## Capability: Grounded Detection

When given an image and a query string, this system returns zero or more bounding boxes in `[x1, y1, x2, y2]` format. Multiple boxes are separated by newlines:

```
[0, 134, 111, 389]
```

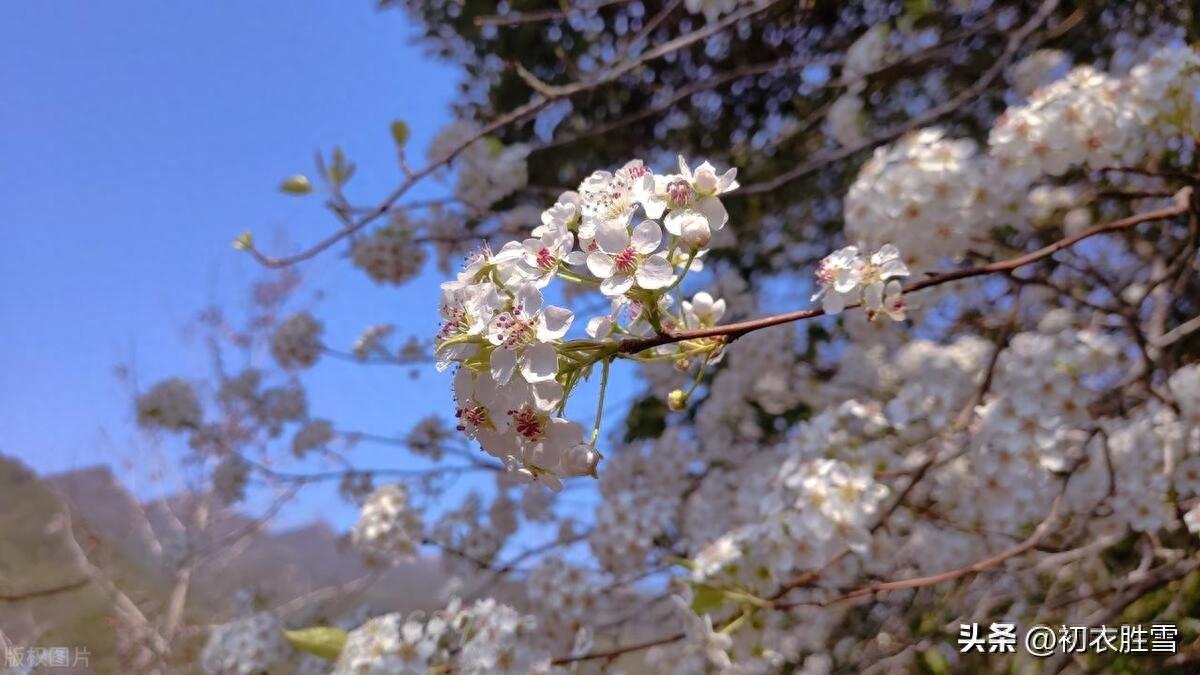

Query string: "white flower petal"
[586, 315, 613, 339]
[519, 342, 559, 383]
[529, 380, 564, 411]
[546, 417, 585, 448]
[717, 168, 739, 192]
[823, 291, 847, 315]
[864, 282, 884, 310]
[595, 219, 630, 254]
[514, 283, 543, 314]
[586, 251, 615, 278]
[537, 306, 575, 341]
[710, 298, 727, 322]
[642, 195, 667, 219]
[630, 219, 662, 254]
[489, 348, 517, 385]
[635, 255, 675, 289]
[664, 210, 686, 236]
[696, 196, 728, 230]
[600, 273, 635, 296]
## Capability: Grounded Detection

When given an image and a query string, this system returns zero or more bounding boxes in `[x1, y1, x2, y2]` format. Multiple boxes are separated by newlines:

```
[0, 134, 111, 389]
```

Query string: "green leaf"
[904, 0, 934, 21]
[664, 556, 696, 571]
[284, 627, 347, 660]
[483, 136, 505, 156]
[690, 584, 727, 615]
[232, 230, 254, 250]
[326, 146, 355, 188]
[280, 174, 313, 195]
[390, 120, 410, 148]
[917, 646, 949, 675]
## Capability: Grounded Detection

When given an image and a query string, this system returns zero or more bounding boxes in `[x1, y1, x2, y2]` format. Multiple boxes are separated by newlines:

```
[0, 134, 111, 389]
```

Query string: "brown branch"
[243, 97, 551, 269]
[737, 0, 1061, 195]
[776, 490, 1066, 610]
[617, 190, 1192, 355]
[473, 0, 632, 27]
[0, 578, 91, 603]
[551, 632, 685, 665]
[247, 1, 780, 270]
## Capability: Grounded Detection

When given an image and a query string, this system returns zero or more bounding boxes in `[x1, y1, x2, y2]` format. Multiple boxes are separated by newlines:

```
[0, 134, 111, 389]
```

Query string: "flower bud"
[679, 216, 711, 249]
[562, 443, 602, 478]
[668, 389, 689, 411]
[693, 164, 719, 193]
[674, 358, 692, 372]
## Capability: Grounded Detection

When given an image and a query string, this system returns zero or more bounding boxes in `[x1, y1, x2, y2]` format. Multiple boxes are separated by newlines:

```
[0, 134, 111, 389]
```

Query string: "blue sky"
[0, 3, 497, 527]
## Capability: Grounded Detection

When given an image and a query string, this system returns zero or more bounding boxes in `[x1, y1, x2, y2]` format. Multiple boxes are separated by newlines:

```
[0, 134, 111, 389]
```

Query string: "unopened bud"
[693, 164, 719, 194]
[562, 443, 602, 478]
[680, 217, 711, 249]
[668, 389, 689, 411]
[674, 358, 692, 372]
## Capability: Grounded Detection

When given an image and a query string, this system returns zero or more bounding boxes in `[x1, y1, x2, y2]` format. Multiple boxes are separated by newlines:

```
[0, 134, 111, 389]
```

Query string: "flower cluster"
[351, 483, 424, 563]
[135, 377, 202, 431]
[352, 218, 428, 285]
[291, 418, 334, 457]
[332, 598, 550, 675]
[811, 243, 909, 318]
[271, 311, 323, 370]
[990, 65, 1138, 181]
[692, 458, 889, 590]
[200, 611, 293, 675]
[212, 455, 250, 505]
[845, 44, 1200, 279]
[524, 557, 599, 643]
[844, 129, 1022, 270]
[435, 156, 740, 489]
[428, 121, 530, 209]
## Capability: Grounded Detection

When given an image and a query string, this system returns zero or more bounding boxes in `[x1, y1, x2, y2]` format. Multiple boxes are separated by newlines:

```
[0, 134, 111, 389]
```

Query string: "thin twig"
[618, 191, 1191, 355]
[737, 0, 1061, 195]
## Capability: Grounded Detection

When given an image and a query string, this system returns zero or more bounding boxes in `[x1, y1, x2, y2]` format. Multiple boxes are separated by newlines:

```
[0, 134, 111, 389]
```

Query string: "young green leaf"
[284, 626, 348, 660]
[232, 230, 254, 250]
[690, 584, 727, 615]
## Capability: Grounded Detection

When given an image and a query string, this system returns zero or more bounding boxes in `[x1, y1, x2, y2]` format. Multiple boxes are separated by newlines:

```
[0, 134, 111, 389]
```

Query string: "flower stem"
[589, 357, 611, 446]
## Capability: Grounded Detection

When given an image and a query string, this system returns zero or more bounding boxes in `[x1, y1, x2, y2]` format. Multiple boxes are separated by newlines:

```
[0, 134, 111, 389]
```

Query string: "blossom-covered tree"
[127, 1, 1200, 672]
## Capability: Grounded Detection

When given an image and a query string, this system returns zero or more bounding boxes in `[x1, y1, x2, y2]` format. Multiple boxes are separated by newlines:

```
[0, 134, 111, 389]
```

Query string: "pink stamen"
[455, 404, 489, 432]
[613, 247, 638, 274]
[666, 178, 695, 207]
[508, 407, 545, 441]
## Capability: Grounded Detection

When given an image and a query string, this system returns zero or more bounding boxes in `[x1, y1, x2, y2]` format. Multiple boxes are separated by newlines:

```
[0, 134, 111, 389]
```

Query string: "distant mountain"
[0, 455, 449, 673]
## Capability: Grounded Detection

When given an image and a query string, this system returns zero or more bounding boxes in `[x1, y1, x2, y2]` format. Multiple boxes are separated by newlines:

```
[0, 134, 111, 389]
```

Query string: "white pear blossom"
[352, 483, 424, 563]
[586, 219, 674, 295]
[861, 244, 910, 313]
[812, 244, 908, 320]
[486, 284, 573, 384]
[812, 245, 864, 314]
[683, 291, 727, 328]
[352, 223, 427, 285]
[200, 612, 292, 675]
[644, 156, 738, 232]
[520, 222, 584, 287]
